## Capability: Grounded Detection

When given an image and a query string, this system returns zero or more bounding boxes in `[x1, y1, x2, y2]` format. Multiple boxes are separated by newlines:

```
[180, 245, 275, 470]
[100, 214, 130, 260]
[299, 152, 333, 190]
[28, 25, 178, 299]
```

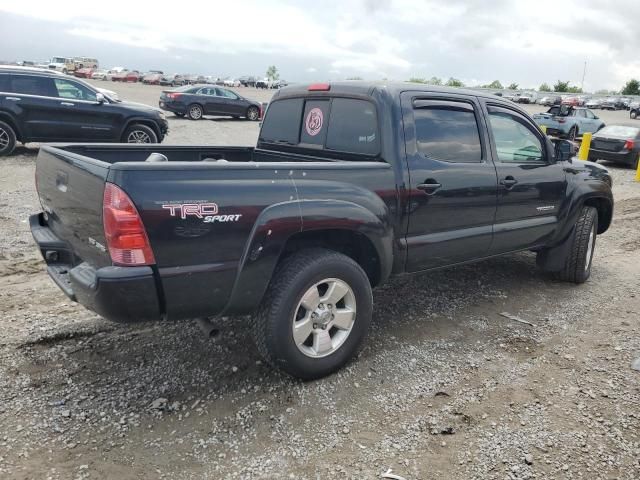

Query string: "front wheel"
[555, 206, 598, 284]
[246, 106, 260, 121]
[122, 124, 158, 144]
[631, 111, 638, 119]
[188, 104, 203, 120]
[253, 249, 373, 380]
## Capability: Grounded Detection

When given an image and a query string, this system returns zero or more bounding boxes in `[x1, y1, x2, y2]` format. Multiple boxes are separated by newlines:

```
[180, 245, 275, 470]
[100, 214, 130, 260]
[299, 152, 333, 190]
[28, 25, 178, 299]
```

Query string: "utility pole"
[581, 60, 587, 92]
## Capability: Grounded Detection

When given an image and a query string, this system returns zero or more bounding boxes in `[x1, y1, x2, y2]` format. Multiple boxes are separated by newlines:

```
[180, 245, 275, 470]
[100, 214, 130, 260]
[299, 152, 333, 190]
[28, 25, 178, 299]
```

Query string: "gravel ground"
[0, 82, 639, 480]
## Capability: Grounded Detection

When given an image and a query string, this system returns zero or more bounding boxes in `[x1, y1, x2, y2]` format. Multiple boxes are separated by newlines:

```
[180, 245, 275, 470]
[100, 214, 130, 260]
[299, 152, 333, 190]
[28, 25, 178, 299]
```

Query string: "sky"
[1, 0, 639, 91]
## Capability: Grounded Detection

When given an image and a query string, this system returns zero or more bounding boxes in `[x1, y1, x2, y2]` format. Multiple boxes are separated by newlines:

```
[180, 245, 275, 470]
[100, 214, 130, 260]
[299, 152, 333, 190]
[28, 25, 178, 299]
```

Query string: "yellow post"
[578, 132, 592, 161]
[540, 125, 547, 135]
[636, 155, 640, 182]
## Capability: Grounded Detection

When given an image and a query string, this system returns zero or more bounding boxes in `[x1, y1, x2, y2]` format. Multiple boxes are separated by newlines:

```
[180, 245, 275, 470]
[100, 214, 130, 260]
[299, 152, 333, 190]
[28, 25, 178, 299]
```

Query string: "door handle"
[60, 102, 75, 106]
[500, 176, 518, 189]
[6, 97, 21, 101]
[417, 181, 442, 194]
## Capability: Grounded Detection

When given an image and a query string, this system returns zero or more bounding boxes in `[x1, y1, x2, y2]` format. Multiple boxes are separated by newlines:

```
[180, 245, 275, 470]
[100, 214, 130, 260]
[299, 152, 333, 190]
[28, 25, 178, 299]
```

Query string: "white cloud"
[2, 0, 640, 89]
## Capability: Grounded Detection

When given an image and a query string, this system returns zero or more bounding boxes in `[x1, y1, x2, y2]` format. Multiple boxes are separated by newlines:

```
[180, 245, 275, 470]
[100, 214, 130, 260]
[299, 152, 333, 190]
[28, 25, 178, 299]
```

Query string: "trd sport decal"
[305, 108, 323, 136]
[162, 203, 242, 223]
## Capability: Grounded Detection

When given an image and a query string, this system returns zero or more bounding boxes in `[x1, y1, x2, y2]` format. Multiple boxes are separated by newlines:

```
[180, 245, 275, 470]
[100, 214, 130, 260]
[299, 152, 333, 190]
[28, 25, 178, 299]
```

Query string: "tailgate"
[35, 146, 112, 268]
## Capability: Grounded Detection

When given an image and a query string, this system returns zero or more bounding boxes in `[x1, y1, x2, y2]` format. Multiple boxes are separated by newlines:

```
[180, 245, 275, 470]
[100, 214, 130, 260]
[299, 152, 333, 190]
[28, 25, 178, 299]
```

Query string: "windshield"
[52, 57, 68, 63]
[598, 126, 640, 137]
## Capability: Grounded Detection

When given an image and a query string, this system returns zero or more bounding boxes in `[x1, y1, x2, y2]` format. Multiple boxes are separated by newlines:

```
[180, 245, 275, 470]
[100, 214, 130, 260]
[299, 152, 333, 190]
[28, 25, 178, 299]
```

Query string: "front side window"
[413, 102, 482, 163]
[488, 111, 544, 163]
[585, 110, 596, 119]
[54, 79, 97, 101]
[217, 88, 238, 99]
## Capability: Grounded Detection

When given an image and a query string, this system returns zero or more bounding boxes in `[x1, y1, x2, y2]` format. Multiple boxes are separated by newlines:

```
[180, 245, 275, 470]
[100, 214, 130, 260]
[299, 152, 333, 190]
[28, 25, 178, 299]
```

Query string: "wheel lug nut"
[313, 323, 318, 329]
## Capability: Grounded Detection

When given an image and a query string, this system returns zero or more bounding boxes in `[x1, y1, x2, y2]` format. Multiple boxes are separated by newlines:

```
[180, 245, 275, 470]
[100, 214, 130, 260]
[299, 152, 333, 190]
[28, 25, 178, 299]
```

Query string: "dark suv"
[0, 66, 169, 156]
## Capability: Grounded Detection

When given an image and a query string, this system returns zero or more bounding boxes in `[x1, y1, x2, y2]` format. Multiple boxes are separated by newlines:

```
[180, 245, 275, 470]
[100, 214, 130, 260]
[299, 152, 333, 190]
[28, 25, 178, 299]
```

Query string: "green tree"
[408, 77, 427, 84]
[507, 82, 519, 90]
[621, 79, 640, 96]
[553, 80, 570, 92]
[428, 76, 443, 85]
[567, 85, 583, 94]
[539, 83, 551, 92]
[445, 77, 464, 87]
[266, 65, 279, 81]
[486, 80, 503, 89]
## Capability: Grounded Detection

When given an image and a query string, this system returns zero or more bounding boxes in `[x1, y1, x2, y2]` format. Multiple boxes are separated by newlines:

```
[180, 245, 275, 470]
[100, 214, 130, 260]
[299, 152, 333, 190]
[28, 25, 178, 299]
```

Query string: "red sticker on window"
[305, 108, 324, 136]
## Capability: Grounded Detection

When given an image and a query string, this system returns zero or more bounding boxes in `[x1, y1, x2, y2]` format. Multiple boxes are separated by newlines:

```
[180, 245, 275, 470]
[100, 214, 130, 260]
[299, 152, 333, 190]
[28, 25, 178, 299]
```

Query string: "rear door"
[401, 92, 499, 271]
[4, 74, 63, 141]
[483, 103, 566, 253]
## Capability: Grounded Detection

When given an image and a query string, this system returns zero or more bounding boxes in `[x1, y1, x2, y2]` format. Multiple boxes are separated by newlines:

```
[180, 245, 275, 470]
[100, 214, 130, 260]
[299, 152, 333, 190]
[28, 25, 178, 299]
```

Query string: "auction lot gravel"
[1, 82, 639, 480]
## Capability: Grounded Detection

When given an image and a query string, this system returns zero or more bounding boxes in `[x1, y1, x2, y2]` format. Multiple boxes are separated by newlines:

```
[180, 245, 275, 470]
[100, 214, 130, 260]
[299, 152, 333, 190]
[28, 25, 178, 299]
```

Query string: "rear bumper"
[30, 213, 162, 323]
[159, 101, 186, 114]
[589, 148, 636, 165]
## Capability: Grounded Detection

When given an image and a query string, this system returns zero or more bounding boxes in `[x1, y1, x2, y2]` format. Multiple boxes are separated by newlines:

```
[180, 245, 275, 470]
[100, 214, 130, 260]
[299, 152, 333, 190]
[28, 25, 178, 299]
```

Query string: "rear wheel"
[631, 110, 638, 119]
[555, 206, 598, 284]
[0, 121, 17, 156]
[122, 124, 158, 144]
[188, 104, 203, 120]
[568, 126, 578, 141]
[246, 106, 260, 121]
[253, 249, 373, 380]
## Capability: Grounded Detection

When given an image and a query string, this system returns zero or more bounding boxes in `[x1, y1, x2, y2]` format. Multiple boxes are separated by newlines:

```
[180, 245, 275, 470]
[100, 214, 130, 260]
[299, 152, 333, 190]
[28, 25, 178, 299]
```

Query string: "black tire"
[0, 120, 17, 156]
[252, 249, 373, 380]
[187, 104, 203, 120]
[121, 124, 158, 144]
[633, 154, 639, 171]
[568, 126, 578, 141]
[246, 106, 260, 121]
[631, 111, 638, 119]
[555, 206, 598, 284]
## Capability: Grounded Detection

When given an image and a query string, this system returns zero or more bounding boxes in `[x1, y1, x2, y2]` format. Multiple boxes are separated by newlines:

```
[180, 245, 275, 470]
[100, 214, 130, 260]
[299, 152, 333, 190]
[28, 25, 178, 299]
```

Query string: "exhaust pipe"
[195, 318, 220, 339]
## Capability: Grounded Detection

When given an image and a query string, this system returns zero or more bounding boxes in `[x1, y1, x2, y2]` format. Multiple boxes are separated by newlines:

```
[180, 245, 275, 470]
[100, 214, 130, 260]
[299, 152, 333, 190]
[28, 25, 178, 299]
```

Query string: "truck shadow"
[13, 251, 564, 413]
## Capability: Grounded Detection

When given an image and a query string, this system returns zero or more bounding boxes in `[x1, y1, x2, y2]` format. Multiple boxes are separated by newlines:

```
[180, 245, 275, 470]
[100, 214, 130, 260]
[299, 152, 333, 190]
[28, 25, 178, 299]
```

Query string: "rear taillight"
[167, 92, 182, 100]
[624, 139, 635, 150]
[103, 183, 155, 266]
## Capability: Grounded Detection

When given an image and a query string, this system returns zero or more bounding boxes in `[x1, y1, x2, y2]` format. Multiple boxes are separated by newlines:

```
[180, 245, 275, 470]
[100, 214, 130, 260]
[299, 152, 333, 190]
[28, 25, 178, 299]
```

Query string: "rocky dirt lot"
[0, 82, 639, 480]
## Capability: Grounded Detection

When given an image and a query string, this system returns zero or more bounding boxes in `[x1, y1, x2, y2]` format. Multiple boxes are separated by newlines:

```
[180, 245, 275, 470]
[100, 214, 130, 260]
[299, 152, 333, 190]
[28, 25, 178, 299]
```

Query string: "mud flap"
[536, 226, 576, 272]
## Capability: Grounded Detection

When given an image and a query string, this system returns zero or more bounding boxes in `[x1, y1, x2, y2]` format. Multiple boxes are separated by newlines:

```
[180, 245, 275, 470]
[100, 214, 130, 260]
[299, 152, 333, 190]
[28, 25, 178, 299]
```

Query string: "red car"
[73, 67, 94, 78]
[112, 70, 141, 82]
[142, 73, 162, 85]
[561, 96, 580, 107]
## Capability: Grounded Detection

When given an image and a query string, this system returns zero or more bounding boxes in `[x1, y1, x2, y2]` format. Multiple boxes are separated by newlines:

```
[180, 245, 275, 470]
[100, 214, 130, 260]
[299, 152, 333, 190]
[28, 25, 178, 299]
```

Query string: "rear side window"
[9, 75, 55, 96]
[326, 98, 379, 155]
[260, 98, 304, 145]
[0, 74, 9, 92]
[413, 101, 482, 163]
[260, 97, 380, 156]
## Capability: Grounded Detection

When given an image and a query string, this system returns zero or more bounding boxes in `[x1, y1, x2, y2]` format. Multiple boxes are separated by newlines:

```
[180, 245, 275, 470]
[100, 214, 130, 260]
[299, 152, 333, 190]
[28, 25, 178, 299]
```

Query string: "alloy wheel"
[292, 278, 357, 358]
[0, 128, 9, 150]
[127, 130, 151, 143]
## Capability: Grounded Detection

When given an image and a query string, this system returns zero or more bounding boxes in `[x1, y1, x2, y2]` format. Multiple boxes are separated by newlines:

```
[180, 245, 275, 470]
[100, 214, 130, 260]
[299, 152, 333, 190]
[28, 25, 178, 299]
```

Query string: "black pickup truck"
[30, 82, 613, 379]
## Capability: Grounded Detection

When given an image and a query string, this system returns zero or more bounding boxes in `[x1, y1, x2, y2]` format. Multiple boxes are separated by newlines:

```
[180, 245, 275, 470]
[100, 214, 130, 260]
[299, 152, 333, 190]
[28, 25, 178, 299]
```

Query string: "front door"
[50, 77, 116, 140]
[483, 103, 567, 254]
[402, 93, 499, 272]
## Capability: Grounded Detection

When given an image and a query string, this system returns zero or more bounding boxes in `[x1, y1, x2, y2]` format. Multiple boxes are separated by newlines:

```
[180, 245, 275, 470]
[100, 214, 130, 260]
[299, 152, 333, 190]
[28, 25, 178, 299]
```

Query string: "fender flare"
[221, 199, 393, 315]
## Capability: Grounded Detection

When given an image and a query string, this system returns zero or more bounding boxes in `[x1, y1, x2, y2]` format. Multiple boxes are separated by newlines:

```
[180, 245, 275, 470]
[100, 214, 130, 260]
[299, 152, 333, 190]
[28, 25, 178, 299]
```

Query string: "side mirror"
[96, 92, 105, 104]
[593, 116, 599, 120]
[553, 139, 575, 162]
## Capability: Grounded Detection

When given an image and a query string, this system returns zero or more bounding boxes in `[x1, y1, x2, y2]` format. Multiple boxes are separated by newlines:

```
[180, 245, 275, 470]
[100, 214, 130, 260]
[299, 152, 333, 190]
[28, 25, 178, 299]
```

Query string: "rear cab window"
[259, 96, 380, 158]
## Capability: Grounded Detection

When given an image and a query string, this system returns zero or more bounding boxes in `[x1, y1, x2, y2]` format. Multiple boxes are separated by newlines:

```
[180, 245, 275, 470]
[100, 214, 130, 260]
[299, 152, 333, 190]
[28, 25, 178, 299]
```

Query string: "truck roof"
[277, 81, 517, 104]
